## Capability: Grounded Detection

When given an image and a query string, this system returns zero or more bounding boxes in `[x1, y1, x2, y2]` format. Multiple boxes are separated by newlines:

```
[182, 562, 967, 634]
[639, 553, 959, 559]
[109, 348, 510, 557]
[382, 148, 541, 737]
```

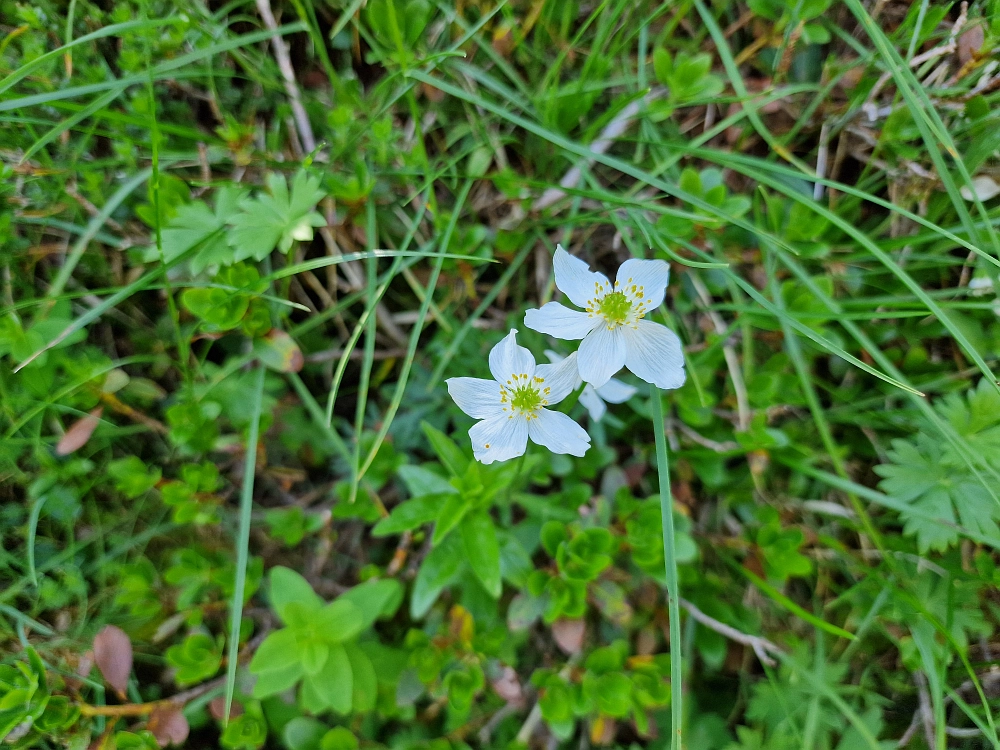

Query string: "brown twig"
[680, 598, 784, 667]
[254, 0, 316, 154]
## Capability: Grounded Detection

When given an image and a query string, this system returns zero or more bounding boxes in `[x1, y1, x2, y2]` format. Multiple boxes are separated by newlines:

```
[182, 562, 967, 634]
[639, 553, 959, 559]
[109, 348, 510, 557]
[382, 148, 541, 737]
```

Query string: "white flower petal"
[616, 257, 671, 312]
[527, 409, 591, 457]
[595, 377, 637, 404]
[535, 351, 582, 404]
[524, 302, 599, 340]
[553, 245, 611, 308]
[446, 377, 504, 419]
[470, 415, 528, 464]
[544, 349, 562, 364]
[488, 329, 536, 384]
[622, 319, 686, 389]
[578, 325, 627, 389]
[578, 385, 607, 422]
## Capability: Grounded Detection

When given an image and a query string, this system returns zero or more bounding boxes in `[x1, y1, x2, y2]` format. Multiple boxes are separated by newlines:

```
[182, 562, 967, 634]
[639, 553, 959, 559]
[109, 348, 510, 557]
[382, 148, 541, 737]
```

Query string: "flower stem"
[650, 384, 682, 750]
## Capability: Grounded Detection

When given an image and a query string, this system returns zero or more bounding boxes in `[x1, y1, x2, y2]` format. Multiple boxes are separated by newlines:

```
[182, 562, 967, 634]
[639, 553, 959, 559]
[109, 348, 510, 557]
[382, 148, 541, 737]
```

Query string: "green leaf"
[875, 379, 1000, 552]
[585, 672, 632, 717]
[227, 171, 326, 261]
[164, 633, 221, 686]
[345, 645, 378, 713]
[461, 511, 502, 598]
[321, 727, 359, 750]
[181, 287, 248, 330]
[432, 492, 472, 545]
[249, 629, 305, 698]
[107, 456, 161, 499]
[315, 599, 365, 643]
[397, 464, 458, 497]
[652, 47, 672, 84]
[336, 579, 403, 630]
[420, 421, 469, 477]
[269, 566, 323, 623]
[372, 495, 442, 536]
[540, 521, 568, 557]
[411, 532, 465, 618]
[305, 644, 352, 714]
[300, 640, 330, 675]
[282, 717, 328, 750]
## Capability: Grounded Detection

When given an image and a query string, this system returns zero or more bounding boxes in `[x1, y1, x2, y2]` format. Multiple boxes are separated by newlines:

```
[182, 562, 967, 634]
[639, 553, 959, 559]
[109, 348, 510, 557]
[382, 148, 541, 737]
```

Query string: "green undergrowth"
[2, 0, 1000, 748]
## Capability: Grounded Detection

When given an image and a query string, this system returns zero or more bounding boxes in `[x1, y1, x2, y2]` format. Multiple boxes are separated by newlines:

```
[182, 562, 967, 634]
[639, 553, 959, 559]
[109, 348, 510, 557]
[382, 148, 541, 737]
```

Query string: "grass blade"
[223, 365, 266, 723]
[650, 384, 683, 750]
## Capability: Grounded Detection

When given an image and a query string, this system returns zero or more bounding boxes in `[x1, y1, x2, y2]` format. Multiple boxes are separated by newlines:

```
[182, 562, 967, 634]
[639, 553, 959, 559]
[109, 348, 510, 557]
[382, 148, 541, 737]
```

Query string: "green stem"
[650, 384, 682, 750]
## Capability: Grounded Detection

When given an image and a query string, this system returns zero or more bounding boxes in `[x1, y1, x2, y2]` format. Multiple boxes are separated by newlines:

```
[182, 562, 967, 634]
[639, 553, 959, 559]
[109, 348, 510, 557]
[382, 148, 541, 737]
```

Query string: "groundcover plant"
[2, 0, 1000, 749]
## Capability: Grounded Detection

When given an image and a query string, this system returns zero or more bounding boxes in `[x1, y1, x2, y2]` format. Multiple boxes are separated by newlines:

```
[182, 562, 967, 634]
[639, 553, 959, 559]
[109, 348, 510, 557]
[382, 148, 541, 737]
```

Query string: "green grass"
[2, 1, 1000, 748]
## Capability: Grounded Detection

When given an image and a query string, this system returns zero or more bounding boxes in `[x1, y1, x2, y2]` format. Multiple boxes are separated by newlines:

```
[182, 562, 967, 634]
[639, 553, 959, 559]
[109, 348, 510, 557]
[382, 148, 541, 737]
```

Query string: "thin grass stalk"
[223, 365, 266, 722]
[649, 384, 682, 750]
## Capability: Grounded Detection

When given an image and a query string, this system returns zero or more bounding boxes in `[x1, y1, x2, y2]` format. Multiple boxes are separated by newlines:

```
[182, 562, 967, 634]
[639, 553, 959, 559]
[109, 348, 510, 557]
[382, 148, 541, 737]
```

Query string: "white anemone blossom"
[524, 246, 686, 390]
[446, 330, 591, 464]
[544, 350, 636, 422]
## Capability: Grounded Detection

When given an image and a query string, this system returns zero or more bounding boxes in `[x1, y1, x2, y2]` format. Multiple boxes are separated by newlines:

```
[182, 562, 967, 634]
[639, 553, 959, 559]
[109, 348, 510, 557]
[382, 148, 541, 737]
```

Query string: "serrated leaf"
[227, 171, 326, 261]
[875, 379, 1000, 552]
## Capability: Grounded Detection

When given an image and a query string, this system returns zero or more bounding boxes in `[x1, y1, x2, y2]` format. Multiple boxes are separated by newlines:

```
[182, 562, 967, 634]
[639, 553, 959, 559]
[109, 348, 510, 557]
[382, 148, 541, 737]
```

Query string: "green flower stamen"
[599, 291, 633, 325]
[511, 385, 543, 413]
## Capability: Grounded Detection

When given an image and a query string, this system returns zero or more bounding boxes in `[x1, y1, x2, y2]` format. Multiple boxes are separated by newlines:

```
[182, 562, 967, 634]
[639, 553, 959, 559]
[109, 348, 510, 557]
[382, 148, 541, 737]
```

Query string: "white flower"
[524, 245, 686, 390]
[544, 350, 636, 422]
[446, 330, 591, 464]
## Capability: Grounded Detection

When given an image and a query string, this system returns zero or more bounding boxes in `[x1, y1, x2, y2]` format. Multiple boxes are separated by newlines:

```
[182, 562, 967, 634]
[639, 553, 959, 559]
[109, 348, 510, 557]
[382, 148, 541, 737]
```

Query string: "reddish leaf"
[56, 407, 103, 456]
[958, 24, 984, 64]
[148, 705, 189, 747]
[93, 624, 132, 698]
[551, 618, 586, 655]
[490, 665, 523, 704]
[209, 696, 243, 721]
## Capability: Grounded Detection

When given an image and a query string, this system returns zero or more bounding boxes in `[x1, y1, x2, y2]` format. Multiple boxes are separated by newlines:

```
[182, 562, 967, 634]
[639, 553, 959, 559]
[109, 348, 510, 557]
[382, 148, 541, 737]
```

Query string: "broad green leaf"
[249, 629, 305, 698]
[411, 532, 465, 618]
[345, 645, 377, 713]
[315, 599, 365, 643]
[305, 644, 352, 714]
[282, 717, 327, 750]
[432, 492, 472, 545]
[300, 640, 330, 676]
[269, 567, 323, 623]
[460, 511, 501, 598]
[420, 421, 469, 477]
[372, 495, 443, 537]
[336, 579, 402, 630]
[397, 464, 457, 497]
[181, 287, 248, 330]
